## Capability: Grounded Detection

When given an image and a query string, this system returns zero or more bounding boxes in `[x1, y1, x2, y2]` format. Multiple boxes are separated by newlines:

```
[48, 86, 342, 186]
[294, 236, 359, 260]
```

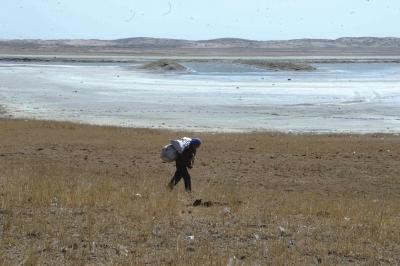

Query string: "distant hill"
[1, 37, 400, 56]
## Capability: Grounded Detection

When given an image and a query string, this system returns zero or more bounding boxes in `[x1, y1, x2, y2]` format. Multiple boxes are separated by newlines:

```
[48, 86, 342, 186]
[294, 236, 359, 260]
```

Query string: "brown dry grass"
[0, 118, 399, 265]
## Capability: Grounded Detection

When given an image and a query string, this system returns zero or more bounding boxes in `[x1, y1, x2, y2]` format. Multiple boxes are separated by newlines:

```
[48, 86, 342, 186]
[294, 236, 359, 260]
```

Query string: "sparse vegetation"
[233, 59, 317, 71]
[140, 59, 189, 72]
[0, 119, 399, 265]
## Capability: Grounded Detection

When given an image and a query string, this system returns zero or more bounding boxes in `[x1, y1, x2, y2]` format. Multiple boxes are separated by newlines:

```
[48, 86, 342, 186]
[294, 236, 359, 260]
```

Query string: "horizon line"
[1, 36, 400, 42]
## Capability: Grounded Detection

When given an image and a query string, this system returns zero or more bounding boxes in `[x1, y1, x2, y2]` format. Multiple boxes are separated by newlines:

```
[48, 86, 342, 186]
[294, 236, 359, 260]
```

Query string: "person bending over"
[168, 138, 202, 192]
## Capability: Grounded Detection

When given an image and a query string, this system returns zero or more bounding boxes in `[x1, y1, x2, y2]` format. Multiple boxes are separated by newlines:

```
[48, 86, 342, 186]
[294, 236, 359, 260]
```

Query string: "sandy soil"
[0, 119, 399, 265]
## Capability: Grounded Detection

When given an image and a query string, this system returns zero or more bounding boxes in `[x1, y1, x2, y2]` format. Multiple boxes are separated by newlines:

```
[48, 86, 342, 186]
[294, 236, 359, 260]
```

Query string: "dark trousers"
[170, 165, 191, 192]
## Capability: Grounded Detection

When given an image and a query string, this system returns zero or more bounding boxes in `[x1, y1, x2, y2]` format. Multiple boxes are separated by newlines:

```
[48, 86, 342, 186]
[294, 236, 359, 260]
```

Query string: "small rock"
[193, 199, 202, 206]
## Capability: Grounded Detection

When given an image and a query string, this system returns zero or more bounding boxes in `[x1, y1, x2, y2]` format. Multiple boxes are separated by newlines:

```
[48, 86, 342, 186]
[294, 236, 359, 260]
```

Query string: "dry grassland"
[0, 119, 399, 265]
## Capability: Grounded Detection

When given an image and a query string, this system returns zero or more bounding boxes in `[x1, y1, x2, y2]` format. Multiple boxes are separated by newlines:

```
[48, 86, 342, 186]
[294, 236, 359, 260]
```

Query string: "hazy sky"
[1, 0, 400, 40]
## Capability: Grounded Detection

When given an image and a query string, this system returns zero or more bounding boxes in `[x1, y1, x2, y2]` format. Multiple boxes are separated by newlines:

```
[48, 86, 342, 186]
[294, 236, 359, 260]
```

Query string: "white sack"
[170, 137, 192, 154]
[160, 144, 178, 162]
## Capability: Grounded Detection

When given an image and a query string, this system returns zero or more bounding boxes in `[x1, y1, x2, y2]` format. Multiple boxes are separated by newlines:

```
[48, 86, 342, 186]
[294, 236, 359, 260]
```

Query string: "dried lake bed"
[1, 61, 400, 133]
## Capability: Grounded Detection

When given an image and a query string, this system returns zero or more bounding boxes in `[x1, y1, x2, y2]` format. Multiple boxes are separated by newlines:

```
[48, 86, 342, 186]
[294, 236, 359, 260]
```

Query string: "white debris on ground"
[223, 207, 231, 215]
[279, 226, 287, 236]
[117, 244, 129, 256]
[227, 255, 238, 266]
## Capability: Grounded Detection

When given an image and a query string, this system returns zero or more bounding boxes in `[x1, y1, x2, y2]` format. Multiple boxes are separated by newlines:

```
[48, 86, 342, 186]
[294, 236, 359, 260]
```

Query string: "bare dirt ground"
[0, 119, 399, 265]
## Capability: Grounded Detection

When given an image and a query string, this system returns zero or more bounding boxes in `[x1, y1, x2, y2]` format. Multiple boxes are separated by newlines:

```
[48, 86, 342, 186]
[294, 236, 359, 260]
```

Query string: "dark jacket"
[176, 144, 196, 168]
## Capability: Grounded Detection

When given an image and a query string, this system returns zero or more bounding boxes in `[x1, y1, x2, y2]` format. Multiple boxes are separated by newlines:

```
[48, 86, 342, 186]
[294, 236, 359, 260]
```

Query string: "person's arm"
[188, 150, 196, 168]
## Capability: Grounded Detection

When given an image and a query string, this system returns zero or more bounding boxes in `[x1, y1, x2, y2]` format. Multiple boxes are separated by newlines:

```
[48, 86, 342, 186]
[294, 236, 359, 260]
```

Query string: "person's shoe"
[167, 181, 174, 191]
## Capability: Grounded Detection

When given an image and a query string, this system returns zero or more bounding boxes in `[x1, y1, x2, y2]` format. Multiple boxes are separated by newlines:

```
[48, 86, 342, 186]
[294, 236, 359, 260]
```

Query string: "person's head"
[190, 138, 202, 149]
